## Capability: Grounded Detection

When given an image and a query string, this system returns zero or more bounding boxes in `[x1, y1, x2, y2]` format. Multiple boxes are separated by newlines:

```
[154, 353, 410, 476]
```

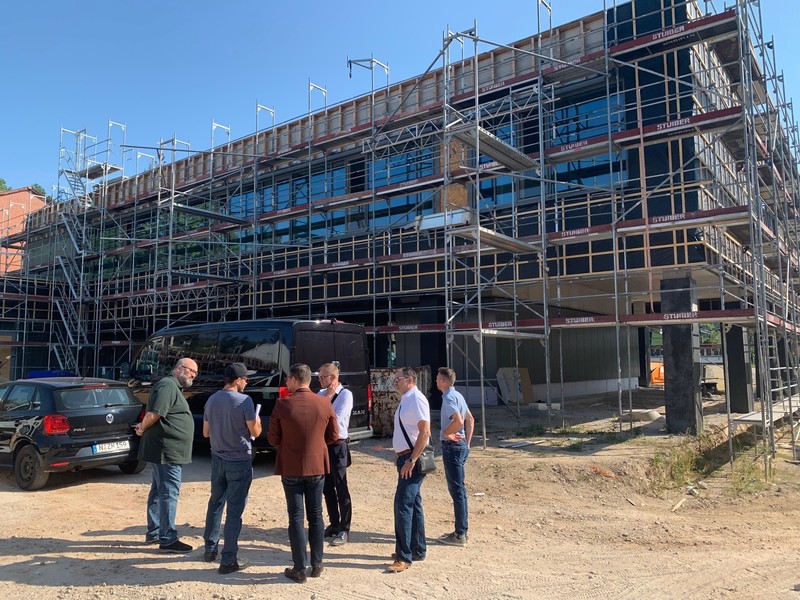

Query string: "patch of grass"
[566, 440, 584, 452]
[555, 425, 581, 435]
[590, 432, 623, 444]
[729, 455, 767, 496]
[524, 424, 547, 437]
[646, 435, 701, 493]
[645, 429, 774, 496]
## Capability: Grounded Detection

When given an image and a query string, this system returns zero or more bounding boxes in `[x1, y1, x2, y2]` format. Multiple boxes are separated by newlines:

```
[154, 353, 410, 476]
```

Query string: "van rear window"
[294, 330, 366, 373]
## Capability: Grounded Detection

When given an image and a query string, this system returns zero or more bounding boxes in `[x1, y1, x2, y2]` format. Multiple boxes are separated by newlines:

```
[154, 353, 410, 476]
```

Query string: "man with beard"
[135, 358, 198, 553]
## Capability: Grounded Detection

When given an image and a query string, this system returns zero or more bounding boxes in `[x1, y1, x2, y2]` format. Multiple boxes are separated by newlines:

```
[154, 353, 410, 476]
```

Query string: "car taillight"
[279, 386, 290, 399]
[43, 414, 70, 435]
[367, 384, 373, 428]
[137, 405, 147, 421]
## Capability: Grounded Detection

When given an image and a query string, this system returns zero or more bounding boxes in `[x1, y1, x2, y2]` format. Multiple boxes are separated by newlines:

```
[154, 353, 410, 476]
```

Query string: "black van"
[125, 319, 372, 449]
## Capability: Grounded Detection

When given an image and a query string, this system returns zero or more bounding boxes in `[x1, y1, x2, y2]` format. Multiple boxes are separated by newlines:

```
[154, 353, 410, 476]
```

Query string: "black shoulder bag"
[329, 389, 352, 467]
[397, 411, 436, 474]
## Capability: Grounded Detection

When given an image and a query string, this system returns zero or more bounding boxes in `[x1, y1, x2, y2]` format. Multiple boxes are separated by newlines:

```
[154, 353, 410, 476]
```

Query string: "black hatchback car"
[0, 377, 146, 490]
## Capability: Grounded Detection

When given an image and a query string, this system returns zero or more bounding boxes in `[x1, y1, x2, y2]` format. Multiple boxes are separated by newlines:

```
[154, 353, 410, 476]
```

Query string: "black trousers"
[323, 442, 352, 532]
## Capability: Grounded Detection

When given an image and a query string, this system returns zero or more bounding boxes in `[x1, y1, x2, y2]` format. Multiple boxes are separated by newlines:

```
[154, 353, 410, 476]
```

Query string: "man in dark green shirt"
[135, 358, 197, 553]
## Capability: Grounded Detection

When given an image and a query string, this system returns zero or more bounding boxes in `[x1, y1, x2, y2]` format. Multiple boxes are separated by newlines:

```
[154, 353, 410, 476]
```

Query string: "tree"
[31, 183, 46, 197]
[0, 178, 9, 192]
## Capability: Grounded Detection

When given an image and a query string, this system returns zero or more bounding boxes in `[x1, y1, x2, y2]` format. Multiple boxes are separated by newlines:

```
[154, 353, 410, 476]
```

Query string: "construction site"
[0, 0, 798, 466]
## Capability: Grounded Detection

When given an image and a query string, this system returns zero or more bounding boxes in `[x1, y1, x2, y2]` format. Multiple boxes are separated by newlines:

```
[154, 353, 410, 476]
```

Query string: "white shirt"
[392, 385, 430, 452]
[318, 383, 352, 440]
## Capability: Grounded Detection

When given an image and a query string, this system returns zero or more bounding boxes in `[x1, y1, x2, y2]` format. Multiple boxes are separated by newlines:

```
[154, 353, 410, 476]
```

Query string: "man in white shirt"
[317, 362, 353, 547]
[387, 367, 431, 573]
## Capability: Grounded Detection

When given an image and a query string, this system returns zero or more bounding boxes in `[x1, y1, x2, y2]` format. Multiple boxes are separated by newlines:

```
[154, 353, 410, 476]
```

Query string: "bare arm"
[464, 410, 475, 448]
[246, 416, 262, 438]
[134, 411, 160, 437]
[203, 419, 210, 439]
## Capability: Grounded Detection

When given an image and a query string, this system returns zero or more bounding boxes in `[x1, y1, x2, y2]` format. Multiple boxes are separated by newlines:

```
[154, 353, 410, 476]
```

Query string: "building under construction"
[1, 0, 798, 451]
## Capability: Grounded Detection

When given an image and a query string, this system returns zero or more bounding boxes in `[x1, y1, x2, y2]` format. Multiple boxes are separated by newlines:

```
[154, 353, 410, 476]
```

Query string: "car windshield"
[56, 387, 138, 411]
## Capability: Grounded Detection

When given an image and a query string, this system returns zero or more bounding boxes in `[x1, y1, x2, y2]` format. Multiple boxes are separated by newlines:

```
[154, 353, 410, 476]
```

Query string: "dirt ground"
[1, 390, 800, 600]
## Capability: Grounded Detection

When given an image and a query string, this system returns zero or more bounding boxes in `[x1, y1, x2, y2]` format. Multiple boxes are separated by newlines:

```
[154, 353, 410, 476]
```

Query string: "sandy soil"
[1, 393, 799, 600]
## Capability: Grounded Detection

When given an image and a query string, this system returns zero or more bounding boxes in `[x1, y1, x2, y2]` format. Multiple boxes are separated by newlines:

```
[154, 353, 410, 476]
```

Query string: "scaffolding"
[1, 0, 799, 472]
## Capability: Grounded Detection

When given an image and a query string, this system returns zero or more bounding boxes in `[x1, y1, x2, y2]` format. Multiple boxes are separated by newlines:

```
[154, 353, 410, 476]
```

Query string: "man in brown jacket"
[268, 363, 339, 583]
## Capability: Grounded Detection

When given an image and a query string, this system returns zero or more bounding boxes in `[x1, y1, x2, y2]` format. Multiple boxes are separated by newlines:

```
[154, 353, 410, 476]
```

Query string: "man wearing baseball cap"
[202, 362, 261, 574]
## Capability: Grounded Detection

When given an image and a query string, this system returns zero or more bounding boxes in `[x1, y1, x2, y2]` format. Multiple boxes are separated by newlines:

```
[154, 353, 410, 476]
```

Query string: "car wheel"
[118, 459, 146, 475]
[14, 445, 49, 491]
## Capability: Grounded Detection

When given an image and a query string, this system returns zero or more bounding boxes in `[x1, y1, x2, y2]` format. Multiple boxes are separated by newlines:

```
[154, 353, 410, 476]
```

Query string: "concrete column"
[638, 327, 650, 387]
[721, 324, 753, 412]
[660, 277, 703, 434]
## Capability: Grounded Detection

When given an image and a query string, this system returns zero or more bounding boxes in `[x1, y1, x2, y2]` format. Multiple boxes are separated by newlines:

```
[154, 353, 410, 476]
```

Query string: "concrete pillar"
[638, 327, 650, 387]
[660, 277, 703, 434]
[721, 324, 753, 412]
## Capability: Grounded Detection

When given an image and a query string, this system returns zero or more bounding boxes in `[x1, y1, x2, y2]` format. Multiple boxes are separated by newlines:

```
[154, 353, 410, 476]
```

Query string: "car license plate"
[92, 440, 130, 454]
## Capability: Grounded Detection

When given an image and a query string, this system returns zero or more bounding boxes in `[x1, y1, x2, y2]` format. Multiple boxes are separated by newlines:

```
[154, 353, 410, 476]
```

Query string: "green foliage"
[699, 323, 721, 345]
[728, 454, 767, 495]
[31, 183, 46, 196]
[566, 440, 584, 452]
[524, 424, 547, 436]
[554, 425, 581, 435]
[647, 436, 700, 493]
[0, 178, 9, 192]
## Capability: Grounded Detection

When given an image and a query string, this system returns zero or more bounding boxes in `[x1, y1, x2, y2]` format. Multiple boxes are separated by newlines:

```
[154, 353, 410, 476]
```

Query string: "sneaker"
[203, 549, 217, 562]
[324, 524, 339, 538]
[310, 565, 324, 578]
[438, 532, 467, 547]
[284, 566, 307, 583]
[144, 537, 159, 545]
[386, 559, 411, 573]
[392, 552, 425, 562]
[330, 531, 349, 546]
[159, 540, 193, 553]
[218, 557, 249, 574]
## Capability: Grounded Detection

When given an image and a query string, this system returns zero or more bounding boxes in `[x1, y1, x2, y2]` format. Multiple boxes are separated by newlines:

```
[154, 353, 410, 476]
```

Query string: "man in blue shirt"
[436, 367, 474, 547]
[202, 363, 262, 574]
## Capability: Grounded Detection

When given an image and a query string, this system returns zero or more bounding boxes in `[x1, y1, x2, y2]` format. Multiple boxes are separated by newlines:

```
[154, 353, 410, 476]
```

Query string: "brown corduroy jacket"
[267, 387, 339, 476]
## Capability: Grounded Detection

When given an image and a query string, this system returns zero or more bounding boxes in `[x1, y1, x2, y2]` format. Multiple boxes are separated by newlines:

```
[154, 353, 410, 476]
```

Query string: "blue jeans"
[203, 455, 254, 565]
[393, 454, 426, 563]
[146, 463, 182, 544]
[281, 475, 325, 570]
[442, 440, 469, 536]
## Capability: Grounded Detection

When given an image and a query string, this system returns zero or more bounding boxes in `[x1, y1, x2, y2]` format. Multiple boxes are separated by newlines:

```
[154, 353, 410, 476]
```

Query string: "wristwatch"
[409, 456, 417, 464]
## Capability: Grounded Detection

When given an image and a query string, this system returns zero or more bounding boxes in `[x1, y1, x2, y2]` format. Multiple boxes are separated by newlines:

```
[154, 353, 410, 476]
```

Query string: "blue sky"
[0, 1, 796, 193]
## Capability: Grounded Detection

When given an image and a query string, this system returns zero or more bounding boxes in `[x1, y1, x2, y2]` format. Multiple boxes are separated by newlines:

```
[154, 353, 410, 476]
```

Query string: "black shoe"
[324, 525, 339, 537]
[284, 566, 307, 583]
[310, 565, 324, 578]
[203, 549, 217, 562]
[218, 557, 249, 574]
[159, 540, 192, 553]
[144, 537, 159, 545]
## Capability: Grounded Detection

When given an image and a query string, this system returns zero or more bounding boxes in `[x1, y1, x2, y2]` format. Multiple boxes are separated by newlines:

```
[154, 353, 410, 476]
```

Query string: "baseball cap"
[225, 363, 257, 379]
